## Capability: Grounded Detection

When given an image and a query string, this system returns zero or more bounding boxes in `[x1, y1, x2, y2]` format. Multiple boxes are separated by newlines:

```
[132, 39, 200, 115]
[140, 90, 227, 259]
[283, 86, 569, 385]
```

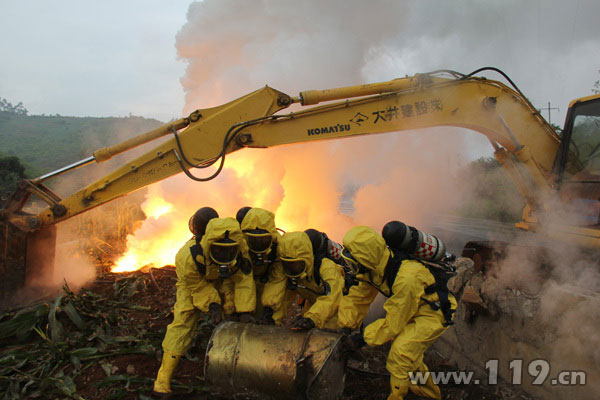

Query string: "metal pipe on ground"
[205, 321, 346, 400]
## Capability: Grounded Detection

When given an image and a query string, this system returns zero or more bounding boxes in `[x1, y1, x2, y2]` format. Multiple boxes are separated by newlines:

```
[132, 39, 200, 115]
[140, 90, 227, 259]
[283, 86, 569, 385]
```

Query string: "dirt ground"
[1, 267, 524, 400]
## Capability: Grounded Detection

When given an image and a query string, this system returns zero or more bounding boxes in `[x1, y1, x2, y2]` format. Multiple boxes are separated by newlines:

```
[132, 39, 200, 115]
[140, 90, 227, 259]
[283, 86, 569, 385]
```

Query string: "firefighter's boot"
[153, 352, 181, 397]
[388, 375, 410, 400]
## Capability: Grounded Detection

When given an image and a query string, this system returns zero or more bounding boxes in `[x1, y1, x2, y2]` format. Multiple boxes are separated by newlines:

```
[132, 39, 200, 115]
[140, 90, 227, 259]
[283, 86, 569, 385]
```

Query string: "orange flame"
[112, 186, 182, 272]
[144, 196, 173, 219]
[109, 143, 354, 273]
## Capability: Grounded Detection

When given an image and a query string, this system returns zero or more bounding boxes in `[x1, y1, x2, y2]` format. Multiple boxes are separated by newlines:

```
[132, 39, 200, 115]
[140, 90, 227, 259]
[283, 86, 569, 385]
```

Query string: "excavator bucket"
[0, 218, 56, 304]
[0, 178, 64, 305]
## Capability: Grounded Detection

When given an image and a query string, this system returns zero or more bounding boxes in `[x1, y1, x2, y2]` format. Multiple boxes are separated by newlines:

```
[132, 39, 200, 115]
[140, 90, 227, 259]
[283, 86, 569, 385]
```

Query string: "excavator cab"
[553, 95, 600, 227]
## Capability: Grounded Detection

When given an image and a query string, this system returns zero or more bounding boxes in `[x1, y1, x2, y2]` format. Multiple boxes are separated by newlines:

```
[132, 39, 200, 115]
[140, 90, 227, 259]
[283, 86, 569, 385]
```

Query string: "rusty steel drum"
[204, 321, 346, 399]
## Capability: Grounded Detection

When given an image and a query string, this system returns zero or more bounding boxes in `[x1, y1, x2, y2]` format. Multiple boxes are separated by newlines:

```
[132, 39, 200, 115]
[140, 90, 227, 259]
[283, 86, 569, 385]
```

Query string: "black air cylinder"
[382, 220, 446, 262]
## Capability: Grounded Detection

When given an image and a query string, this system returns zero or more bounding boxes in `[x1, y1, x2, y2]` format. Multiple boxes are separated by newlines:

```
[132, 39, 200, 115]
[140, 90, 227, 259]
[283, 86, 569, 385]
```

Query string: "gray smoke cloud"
[112, 0, 600, 264]
[177, 0, 600, 124]
[166, 0, 500, 242]
[177, 0, 410, 109]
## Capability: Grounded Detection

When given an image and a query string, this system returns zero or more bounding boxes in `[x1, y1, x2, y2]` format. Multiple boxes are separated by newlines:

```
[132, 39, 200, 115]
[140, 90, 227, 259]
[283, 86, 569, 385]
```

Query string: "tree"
[0, 156, 27, 196]
[0, 97, 28, 115]
[593, 70, 600, 94]
[550, 123, 562, 135]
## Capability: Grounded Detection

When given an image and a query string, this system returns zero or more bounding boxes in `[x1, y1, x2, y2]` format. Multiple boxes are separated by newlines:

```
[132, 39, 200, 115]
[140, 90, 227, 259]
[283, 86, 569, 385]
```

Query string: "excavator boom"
[27, 73, 560, 227]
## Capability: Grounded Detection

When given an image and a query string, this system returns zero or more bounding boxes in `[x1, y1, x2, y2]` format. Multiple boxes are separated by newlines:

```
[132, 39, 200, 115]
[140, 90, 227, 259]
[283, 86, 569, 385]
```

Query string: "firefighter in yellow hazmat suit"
[153, 214, 256, 396]
[239, 208, 279, 290]
[262, 230, 345, 330]
[237, 207, 293, 324]
[338, 226, 456, 400]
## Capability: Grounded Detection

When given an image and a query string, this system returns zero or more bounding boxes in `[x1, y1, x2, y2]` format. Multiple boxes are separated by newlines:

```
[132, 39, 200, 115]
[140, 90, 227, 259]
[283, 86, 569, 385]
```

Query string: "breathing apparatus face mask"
[209, 239, 240, 277]
[341, 248, 367, 274]
[281, 257, 306, 278]
[245, 230, 273, 254]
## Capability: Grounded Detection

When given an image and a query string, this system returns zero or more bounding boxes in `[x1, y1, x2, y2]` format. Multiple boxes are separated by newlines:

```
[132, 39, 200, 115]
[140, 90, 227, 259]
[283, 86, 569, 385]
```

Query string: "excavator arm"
[23, 72, 559, 228]
[0, 70, 563, 298]
[245, 74, 559, 219]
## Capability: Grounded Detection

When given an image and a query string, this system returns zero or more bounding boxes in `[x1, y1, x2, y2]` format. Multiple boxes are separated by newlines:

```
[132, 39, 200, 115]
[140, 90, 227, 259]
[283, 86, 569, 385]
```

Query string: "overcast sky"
[1, 0, 599, 128]
[0, 0, 190, 121]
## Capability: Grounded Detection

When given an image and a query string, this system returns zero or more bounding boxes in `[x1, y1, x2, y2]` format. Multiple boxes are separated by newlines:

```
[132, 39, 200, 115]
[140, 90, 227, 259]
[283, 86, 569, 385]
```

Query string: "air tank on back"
[382, 220, 447, 262]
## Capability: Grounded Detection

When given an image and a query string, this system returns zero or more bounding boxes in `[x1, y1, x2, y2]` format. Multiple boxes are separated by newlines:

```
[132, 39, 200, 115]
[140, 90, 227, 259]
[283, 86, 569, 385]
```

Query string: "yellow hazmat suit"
[239, 208, 286, 318]
[154, 217, 255, 394]
[262, 231, 344, 329]
[338, 226, 456, 400]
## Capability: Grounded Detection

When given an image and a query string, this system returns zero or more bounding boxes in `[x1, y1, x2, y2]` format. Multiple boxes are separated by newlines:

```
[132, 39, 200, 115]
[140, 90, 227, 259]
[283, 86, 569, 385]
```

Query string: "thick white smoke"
[144, 0, 487, 244]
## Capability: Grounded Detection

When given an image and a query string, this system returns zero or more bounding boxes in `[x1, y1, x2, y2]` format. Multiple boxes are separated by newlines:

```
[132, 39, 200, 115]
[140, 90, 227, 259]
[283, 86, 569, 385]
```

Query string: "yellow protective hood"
[200, 217, 248, 264]
[342, 226, 390, 274]
[278, 231, 314, 276]
[240, 208, 280, 242]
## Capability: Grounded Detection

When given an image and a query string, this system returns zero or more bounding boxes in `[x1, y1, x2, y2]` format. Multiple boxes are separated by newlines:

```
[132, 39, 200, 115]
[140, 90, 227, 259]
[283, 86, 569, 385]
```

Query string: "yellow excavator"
[1, 68, 599, 398]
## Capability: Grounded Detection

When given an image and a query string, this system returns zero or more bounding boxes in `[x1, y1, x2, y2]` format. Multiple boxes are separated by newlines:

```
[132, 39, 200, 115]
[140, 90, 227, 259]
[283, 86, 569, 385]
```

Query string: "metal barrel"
[204, 321, 346, 400]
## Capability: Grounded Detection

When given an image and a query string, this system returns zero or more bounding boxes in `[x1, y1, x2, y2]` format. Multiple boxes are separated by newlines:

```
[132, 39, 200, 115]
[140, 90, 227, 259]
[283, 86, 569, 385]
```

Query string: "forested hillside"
[0, 111, 163, 174]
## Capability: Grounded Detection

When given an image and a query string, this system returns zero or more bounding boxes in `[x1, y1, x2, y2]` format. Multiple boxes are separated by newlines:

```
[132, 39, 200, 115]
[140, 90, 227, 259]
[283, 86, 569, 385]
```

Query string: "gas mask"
[244, 229, 274, 280]
[281, 257, 308, 291]
[341, 248, 368, 275]
[282, 256, 306, 291]
[282, 256, 333, 296]
[284, 266, 331, 296]
[209, 237, 240, 278]
[245, 230, 273, 255]
[281, 257, 306, 279]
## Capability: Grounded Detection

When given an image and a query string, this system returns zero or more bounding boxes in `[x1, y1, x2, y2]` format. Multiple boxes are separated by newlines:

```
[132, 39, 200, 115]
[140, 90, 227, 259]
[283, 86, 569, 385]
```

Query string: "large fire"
[112, 187, 181, 272]
[110, 137, 376, 274]
[110, 153, 313, 273]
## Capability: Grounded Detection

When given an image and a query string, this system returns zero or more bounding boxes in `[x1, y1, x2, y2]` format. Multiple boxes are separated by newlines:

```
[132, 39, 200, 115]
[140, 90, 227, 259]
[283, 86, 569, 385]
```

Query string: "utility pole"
[541, 102, 559, 125]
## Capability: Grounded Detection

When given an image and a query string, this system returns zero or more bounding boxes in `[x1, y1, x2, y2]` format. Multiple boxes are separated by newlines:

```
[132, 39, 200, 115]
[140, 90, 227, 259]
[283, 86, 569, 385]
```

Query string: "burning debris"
[112, 187, 178, 273]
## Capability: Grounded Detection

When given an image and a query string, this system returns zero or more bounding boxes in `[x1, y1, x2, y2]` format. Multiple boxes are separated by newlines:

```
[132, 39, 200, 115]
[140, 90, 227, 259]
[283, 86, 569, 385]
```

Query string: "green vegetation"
[0, 111, 162, 174]
[455, 157, 525, 223]
[0, 274, 209, 399]
[0, 156, 26, 196]
[0, 153, 44, 196]
[0, 97, 28, 115]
